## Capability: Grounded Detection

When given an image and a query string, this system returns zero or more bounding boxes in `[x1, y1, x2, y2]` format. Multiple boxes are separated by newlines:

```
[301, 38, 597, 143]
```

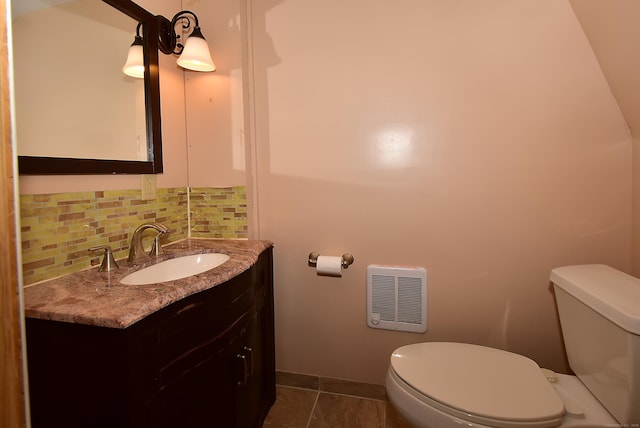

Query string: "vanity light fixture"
[159, 10, 216, 72]
[122, 11, 216, 78]
[122, 23, 145, 78]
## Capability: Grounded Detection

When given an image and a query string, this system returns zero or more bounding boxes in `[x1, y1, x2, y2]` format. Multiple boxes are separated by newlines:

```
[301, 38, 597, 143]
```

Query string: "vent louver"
[367, 265, 427, 333]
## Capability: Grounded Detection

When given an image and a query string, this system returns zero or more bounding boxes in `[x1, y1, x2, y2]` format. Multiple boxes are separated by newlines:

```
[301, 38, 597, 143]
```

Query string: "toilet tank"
[550, 264, 640, 425]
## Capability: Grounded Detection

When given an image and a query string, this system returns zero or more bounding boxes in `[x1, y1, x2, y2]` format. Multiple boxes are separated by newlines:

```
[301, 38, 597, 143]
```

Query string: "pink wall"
[248, 0, 632, 384]
[182, 0, 248, 188]
[569, 0, 640, 275]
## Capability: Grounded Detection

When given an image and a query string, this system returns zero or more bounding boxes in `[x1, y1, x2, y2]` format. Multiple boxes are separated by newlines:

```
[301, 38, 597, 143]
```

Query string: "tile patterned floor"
[263, 372, 414, 428]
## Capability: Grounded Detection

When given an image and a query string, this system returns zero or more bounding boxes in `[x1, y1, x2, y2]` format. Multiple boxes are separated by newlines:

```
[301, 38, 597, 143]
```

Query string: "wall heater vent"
[367, 265, 427, 333]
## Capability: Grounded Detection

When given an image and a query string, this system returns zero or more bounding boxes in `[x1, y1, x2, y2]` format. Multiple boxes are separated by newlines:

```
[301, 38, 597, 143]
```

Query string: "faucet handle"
[89, 245, 119, 272]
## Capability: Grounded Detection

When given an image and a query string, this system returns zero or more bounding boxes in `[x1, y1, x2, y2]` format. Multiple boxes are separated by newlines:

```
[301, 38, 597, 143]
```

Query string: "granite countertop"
[23, 239, 273, 329]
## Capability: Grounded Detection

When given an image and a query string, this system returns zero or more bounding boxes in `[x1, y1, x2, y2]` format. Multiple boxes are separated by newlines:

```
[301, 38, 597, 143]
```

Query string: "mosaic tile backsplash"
[20, 186, 247, 285]
[190, 187, 248, 239]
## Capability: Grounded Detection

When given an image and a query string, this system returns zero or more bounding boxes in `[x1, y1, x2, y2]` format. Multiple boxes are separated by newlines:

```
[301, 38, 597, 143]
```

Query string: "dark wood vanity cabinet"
[26, 249, 275, 428]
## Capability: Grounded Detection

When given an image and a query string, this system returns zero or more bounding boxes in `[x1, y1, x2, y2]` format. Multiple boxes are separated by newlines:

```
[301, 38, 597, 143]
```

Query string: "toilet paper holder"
[308, 252, 355, 269]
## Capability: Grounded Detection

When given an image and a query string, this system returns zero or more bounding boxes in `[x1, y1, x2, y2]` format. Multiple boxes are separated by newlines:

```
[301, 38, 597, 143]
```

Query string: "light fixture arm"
[157, 10, 201, 56]
[133, 22, 142, 39]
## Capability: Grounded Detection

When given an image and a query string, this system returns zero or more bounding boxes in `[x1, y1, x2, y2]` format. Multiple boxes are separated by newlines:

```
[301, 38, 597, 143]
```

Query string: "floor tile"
[308, 393, 385, 428]
[262, 385, 318, 428]
[385, 400, 415, 428]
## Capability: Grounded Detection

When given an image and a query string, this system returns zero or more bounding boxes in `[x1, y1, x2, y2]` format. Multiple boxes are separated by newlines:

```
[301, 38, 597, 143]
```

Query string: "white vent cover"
[367, 265, 427, 333]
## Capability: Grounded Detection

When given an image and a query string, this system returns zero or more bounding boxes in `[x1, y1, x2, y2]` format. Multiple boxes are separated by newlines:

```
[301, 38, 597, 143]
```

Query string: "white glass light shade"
[122, 44, 144, 78]
[177, 34, 216, 72]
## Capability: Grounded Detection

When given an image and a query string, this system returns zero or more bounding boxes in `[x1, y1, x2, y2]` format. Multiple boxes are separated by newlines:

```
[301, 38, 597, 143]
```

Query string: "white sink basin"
[120, 253, 230, 285]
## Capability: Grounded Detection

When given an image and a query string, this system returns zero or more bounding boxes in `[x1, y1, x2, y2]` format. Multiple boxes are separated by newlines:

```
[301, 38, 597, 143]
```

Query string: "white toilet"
[386, 264, 640, 428]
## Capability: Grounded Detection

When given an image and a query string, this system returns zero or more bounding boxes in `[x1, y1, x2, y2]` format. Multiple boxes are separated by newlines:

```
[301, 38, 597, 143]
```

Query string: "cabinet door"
[233, 311, 263, 427]
[146, 309, 260, 428]
[146, 343, 236, 428]
[26, 319, 132, 428]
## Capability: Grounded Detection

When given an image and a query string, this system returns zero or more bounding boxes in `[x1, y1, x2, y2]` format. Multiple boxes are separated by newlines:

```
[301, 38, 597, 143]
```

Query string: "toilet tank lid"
[550, 264, 640, 335]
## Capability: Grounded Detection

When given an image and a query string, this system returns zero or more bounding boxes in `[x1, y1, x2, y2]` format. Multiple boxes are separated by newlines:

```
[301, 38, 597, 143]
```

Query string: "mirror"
[15, 0, 163, 174]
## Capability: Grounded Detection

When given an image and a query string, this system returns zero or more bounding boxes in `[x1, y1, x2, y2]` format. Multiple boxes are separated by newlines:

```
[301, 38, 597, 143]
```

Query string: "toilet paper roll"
[316, 255, 343, 277]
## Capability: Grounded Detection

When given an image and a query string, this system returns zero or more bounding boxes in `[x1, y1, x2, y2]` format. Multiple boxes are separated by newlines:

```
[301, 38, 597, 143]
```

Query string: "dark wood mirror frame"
[18, 0, 163, 175]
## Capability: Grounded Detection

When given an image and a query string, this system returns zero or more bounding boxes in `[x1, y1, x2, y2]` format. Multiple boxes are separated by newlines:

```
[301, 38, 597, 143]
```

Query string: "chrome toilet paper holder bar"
[308, 252, 355, 269]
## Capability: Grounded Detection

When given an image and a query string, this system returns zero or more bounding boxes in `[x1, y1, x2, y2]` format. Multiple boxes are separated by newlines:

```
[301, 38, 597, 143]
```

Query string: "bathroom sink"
[120, 253, 230, 285]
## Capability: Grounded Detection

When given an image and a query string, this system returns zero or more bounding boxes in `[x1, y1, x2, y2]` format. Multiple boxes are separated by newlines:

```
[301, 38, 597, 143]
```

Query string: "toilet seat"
[390, 343, 565, 428]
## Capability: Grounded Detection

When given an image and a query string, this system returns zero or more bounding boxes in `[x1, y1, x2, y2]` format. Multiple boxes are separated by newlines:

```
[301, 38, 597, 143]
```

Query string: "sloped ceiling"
[570, 0, 640, 138]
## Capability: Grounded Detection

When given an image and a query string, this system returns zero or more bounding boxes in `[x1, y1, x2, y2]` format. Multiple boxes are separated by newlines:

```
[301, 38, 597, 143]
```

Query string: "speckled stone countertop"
[23, 239, 273, 329]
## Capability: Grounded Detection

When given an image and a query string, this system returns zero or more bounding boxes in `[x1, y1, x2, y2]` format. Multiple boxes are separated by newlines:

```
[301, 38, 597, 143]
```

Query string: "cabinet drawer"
[155, 267, 259, 376]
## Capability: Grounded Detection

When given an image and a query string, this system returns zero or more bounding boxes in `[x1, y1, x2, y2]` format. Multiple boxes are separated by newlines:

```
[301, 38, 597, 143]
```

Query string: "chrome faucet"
[127, 222, 170, 262]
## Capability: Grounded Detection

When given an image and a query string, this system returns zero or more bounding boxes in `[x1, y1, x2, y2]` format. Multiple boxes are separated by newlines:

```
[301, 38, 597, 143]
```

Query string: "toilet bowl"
[385, 264, 640, 428]
[386, 342, 618, 428]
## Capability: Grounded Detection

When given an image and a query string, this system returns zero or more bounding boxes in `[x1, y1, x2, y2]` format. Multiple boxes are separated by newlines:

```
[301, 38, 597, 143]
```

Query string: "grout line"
[277, 384, 387, 403]
[319, 390, 387, 402]
[276, 384, 318, 393]
[382, 400, 387, 428]
[305, 391, 320, 428]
